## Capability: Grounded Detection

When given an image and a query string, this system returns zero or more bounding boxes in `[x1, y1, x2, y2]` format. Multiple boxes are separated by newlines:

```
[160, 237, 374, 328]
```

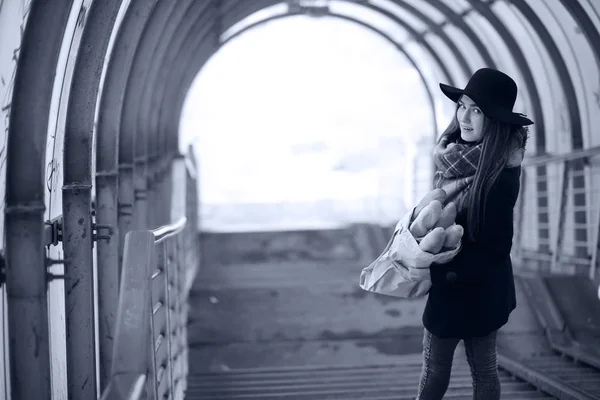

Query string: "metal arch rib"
[509, 1, 582, 150]
[94, 0, 159, 389]
[465, 0, 545, 151]
[119, 1, 178, 170]
[385, 0, 473, 78]
[423, 0, 496, 68]
[512, 1, 587, 261]
[221, 0, 494, 80]
[223, 0, 495, 73]
[150, 1, 215, 153]
[96, 0, 157, 180]
[350, 1, 455, 86]
[219, 0, 284, 37]
[156, 9, 218, 152]
[147, 0, 450, 152]
[464, 0, 553, 258]
[138, 0, 199, 160]
[559, 0, 600, 68]
[4, 1, 72, 398]
[62, 1, 134, 398]
[219, 0, 455, 86]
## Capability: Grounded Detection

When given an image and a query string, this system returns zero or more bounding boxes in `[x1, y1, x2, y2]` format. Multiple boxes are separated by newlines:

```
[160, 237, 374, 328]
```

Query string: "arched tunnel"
[1, 0, 600, 399]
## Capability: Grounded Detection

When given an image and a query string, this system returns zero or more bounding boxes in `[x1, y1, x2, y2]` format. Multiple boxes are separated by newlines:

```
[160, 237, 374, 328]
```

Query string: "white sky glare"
[179, 15, 432, 231]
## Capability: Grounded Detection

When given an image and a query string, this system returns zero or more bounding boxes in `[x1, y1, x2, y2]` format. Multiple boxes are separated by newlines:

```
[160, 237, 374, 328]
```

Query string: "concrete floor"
[188, 226, 555, 374]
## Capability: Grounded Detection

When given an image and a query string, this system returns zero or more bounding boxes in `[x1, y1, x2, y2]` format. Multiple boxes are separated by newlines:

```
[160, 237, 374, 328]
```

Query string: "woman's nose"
[461, 110, 471, 123]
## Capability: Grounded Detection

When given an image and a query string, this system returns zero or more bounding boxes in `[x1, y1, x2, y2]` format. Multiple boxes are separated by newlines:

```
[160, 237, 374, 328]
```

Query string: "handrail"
[100, 214, 194, 400]
[517, 144, 600, 279]
[99, 374, 146, 400]
[151, 217, 187, 244]
[497, 352, 598, 400]
[99, 231, 154, 400]
[522, 144, 600, 167]
[184, 154, 197, 180]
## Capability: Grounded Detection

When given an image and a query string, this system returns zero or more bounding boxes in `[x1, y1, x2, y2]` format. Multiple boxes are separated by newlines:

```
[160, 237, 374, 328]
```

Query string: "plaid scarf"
[433, 136, 482, 211]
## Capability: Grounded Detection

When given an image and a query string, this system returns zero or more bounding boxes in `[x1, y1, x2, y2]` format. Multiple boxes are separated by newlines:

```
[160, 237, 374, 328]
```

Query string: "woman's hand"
[409, 189, 464, 253]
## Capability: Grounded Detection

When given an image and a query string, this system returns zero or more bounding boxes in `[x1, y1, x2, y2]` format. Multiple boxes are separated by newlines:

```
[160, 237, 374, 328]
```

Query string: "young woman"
[416, 68, 533, 400]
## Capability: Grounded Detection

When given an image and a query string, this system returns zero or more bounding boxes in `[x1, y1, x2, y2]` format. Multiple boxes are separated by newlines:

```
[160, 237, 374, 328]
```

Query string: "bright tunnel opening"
[180, 15, 434, 232]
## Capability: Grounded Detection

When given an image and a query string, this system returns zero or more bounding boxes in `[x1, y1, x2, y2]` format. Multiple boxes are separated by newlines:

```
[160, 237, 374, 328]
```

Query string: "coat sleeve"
[430, 167, 521, 285]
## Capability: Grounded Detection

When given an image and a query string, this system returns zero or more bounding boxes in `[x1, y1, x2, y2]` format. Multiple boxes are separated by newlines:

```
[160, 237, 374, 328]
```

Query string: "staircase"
[186, 226, 561, 399]
[186, 354, 550, 399]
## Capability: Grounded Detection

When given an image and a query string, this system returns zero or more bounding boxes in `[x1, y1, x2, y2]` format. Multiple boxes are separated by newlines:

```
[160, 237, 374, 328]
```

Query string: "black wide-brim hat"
[440, 68, 534, 126]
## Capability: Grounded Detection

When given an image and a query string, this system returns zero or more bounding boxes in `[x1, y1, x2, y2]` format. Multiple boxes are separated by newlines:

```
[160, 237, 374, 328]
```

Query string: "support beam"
[95, 0, 158, 390]
[62, 1, 130, 398]
[5, 1, 72, 399]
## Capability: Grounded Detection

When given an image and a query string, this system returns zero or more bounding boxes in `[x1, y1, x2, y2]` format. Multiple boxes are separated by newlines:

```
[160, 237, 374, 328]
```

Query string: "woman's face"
[456, 95, 484, 142]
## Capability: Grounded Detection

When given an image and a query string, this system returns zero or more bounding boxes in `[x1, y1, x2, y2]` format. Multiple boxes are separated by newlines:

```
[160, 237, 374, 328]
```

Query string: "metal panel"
[396, 0, 448, 24]
[439, 0, 472, 14]
[140, 1, 208, 228]
[427, 0, 496, 68]
[496, 1, 581, 151]
[371, 0, 429, 31]
[0, 0, 33, 265]
[115, 2, 178, 278]
[461, 9, 534, 121]
[546, 0, 600, 149]
[424, 34, 469, 83]
[94, 0, 157, 390]
[439, 24, 486, 71]
[384, 0, 472, 80]
[138, 0, 195, 229]
[220, 0, 281, 33]
[332, 0, 456, 85]
[560, 0, 600, 66]
[501, 0, 588, 265]
[155, 10, 217, 154]
[146, 0, 212, 146]
[462, 0, 550, 260]
[161, 39, 217, 156]
[221, 2, 289, 43]
[120, 0, 178, 232]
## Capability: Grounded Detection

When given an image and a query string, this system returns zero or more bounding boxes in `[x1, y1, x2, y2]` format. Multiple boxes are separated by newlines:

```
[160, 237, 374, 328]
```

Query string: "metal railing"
[100, 217, 192, 400]
[515, 145, 600, 280]
[195, 144, 600, 283]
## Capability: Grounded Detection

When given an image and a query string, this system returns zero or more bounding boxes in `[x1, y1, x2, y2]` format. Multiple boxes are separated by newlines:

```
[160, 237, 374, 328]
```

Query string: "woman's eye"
[473, 108, 481, 114]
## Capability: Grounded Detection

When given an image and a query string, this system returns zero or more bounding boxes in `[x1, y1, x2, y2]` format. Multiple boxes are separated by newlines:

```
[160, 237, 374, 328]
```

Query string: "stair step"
[185, 383, 542, 400]
[188, 370, 514, 386]
[185, 362, 548, 399]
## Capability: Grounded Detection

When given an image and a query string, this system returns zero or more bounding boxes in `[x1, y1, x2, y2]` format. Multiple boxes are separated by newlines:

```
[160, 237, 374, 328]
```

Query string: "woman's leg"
[464, 330, 501, 400]
[416, 328, 460, 400]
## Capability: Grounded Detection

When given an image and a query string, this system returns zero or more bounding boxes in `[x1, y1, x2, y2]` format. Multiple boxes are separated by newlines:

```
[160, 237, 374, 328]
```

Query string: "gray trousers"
[416, 328, 500, 400]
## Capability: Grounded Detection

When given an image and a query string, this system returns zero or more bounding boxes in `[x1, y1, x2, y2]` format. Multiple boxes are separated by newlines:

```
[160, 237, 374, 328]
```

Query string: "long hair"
[437, 107, 529, 242]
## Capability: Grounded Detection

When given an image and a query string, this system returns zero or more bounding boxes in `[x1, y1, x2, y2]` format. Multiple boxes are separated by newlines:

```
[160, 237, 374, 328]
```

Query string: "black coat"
[422, 166, 521, 339]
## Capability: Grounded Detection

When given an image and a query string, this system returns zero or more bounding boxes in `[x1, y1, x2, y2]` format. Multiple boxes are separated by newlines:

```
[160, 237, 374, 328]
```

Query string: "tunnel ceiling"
[12, 0, 600, 165]
[212, 0, 600, 156]
[4, 0, 600, 251]
[7, 2, 600, 153]
[149, 0, 595, 156]
[132, 0, 600, 155]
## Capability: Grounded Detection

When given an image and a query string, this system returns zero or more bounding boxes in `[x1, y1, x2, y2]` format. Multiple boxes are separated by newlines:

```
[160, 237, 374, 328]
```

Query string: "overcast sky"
[179, 15, 433, 229]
